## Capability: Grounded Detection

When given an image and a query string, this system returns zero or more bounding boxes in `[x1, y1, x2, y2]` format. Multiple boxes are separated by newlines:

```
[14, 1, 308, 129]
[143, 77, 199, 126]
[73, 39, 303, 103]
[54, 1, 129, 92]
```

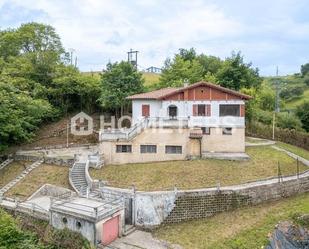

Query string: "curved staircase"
[69, 162, 88, 195]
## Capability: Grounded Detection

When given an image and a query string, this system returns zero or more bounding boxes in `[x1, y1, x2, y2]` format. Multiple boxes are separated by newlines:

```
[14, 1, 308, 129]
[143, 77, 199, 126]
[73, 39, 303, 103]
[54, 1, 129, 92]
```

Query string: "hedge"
[246, 122, 309, 151]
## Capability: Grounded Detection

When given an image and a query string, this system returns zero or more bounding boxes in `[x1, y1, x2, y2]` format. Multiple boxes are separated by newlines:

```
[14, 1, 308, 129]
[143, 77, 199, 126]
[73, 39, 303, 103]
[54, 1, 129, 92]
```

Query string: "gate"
[125, 198, 133, 225]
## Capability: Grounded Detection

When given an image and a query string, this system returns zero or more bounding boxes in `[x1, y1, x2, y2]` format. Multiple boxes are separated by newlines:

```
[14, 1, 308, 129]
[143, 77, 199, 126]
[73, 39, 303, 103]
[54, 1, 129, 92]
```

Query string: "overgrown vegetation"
[0, 22, 143, 151]
[0, 209, 92, 249]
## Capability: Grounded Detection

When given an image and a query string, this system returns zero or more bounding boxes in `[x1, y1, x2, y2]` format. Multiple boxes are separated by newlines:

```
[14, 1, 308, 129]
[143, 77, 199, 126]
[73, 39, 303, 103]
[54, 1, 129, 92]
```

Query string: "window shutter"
[193, 105, 198, 116]
[205, 104, 211, 116]
[240, 105, 245, 117]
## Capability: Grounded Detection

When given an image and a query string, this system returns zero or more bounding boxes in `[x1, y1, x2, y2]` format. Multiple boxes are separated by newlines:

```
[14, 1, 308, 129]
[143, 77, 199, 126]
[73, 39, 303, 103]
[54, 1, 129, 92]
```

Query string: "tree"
[159, 55, 204, 87]
[296, 101, 309, 132]
[98, 61, 144, 116]
[216, 52, 262, 90]
[301, 63, 309, 77]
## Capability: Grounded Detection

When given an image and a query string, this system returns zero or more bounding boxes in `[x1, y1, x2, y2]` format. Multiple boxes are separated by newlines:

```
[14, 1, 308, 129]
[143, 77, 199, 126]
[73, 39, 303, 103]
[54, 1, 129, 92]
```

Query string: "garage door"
[102, 215, 119, 245]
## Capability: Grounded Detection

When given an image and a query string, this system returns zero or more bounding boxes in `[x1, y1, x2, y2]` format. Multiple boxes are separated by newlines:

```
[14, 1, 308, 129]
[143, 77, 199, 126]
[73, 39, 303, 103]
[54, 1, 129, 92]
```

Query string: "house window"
[193, 104, 211, 116]
[201, 127, 211, 135]
[222, 127, 232, 135]
[142, 104, 150, 117]
[219, 105, 240, 117]
[165, 146, 182, 154]
[198, 104, 206, 116]
[116, 145, 132, 153]
[140, 145, 157, 153]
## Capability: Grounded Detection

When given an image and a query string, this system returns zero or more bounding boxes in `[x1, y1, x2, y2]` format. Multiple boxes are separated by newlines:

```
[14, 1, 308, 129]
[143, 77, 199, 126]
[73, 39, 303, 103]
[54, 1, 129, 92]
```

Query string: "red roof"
[127, 81, 252, 100]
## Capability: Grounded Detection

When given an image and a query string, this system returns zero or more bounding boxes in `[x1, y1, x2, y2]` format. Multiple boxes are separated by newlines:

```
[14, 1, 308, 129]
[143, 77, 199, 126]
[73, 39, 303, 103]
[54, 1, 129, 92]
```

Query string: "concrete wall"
[50, 212, 96, 244]
[202, 127, 245, 153]
[135, 191, 177, 228]
[100, 127, 245, 164]
[100, 128, 192, 165]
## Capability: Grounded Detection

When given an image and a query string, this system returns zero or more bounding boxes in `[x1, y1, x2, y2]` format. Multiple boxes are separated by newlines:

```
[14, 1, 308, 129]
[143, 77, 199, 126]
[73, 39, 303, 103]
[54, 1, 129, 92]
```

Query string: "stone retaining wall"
[164, 174, 309, 224]
[14, 154, 74, 166]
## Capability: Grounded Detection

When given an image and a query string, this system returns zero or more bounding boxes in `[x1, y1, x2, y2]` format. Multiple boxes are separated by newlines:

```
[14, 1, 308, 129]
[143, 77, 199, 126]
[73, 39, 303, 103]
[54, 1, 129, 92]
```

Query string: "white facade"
[132, 99, 245, 128]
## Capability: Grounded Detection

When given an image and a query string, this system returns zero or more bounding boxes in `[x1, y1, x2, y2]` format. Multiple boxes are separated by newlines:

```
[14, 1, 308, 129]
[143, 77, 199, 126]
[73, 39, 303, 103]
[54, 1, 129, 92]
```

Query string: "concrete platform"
[202, 152, 250, 161]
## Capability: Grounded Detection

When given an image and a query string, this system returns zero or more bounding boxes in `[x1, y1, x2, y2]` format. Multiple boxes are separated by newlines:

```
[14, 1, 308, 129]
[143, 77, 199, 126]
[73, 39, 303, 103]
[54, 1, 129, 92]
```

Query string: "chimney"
[183, 79, 189, 87]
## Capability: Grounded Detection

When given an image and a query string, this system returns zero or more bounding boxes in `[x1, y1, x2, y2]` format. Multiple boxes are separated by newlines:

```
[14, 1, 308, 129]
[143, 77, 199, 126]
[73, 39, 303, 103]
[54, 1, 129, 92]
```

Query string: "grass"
[0, 161, 28, 188]
[276, 141, 309, 160]
[90, 146, 308, 191]
[142, 72, 160, 87]
[6, 164, 70, 200]
[154, 192, 309, 249]
[245, 137, 268, 144]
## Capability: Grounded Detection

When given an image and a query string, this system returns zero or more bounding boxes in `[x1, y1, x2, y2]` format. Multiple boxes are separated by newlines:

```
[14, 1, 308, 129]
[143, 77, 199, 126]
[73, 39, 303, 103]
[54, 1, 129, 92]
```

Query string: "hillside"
[81, 71, 160, 87]
[263, 74, 308, 110]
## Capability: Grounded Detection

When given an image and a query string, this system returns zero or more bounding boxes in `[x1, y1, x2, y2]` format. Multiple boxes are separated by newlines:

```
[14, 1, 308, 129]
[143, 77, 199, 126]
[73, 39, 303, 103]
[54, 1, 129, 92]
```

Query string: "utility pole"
[69, 48, 75, 66]
[127, 49, 139, 69]
[272, 66, 280, 140]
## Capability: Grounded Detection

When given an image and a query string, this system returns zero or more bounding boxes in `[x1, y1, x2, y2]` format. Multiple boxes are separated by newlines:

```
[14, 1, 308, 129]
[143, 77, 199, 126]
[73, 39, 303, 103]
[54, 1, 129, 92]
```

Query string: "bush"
[296, 101, 309, 132]
[0, 209, 43, 249]
[255, 109, 273, 125]
[277, 112, 303, 131]
[46, 228, 92, 249]
[280, 85, 304, 100]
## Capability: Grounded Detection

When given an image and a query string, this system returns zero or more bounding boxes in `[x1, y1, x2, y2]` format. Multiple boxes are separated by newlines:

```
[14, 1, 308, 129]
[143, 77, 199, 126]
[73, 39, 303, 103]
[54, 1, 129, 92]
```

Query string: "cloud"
[1, 0, 309, 75]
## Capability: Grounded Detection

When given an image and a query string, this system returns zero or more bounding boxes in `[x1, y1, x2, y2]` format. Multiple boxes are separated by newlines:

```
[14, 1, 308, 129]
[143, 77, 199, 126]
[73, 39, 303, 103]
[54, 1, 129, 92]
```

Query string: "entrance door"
[142, 104, 150, 117]
[168, 105, 177, 119]
[102, 215, 119, 245]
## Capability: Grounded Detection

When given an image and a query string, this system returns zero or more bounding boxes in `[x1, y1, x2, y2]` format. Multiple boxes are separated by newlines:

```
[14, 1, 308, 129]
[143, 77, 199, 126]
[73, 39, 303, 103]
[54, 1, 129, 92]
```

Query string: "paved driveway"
[104, 230, 182, 249]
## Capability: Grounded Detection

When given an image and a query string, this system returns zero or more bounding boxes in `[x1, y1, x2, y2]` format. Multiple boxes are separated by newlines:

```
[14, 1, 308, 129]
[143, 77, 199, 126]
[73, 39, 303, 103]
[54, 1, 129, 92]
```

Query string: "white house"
[99, 81, 252, 164]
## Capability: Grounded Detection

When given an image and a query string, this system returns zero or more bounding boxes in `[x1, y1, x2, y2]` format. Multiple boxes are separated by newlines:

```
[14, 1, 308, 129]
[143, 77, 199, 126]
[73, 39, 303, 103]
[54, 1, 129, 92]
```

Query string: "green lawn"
[154, 193, 309, 249]
[0, 161, 28, 188]
[6, 164, 70, 200]
[277, 141, 309, 160]
[90, 146, 308, 191]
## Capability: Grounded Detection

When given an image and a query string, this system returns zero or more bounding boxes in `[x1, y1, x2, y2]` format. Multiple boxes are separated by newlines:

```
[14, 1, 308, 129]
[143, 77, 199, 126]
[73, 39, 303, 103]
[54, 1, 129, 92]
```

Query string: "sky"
[0, 0, 308, 76]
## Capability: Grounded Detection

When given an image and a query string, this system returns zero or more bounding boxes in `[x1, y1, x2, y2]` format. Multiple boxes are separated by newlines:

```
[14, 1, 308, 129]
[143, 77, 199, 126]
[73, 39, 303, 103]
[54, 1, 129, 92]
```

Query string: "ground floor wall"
[202, 127, 245, 153]
[100, 127, 245, 165]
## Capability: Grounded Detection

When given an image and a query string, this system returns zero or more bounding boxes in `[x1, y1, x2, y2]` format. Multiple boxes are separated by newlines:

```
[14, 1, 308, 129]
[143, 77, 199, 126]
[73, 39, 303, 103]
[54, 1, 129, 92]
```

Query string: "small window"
[201, 127, 210, 135]
[62, 217, 68, 224]
[222, 127, 232, 135]
[140, 145, 157, 153]
[219, 105, 240, 117]
[116, 145, 132, 153]
[165, 146, 182, 154]
[76, 221, 82, 229]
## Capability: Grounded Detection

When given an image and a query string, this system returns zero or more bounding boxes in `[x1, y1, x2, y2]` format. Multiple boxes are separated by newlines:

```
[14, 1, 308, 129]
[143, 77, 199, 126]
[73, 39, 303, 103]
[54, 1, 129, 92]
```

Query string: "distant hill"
[263, 74, 308, 110]
[81, 71, 160, 87]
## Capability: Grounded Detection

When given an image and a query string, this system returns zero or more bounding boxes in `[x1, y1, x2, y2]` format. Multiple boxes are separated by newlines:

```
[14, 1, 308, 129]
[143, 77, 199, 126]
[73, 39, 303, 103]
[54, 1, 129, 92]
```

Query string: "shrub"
[277, 112, 303, 131]
[0, 209, 43, 249]
[296, 101, 309, 132]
